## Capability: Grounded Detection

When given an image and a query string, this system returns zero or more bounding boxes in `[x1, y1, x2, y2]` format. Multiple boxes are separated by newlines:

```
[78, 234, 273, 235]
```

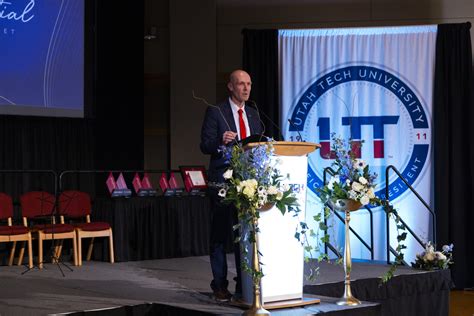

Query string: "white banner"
[279, 26, 437, 262]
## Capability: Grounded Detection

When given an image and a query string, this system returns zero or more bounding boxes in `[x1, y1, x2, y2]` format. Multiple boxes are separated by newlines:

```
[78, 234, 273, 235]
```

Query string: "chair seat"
[0, 225, 29, 235]
[75, 222, 111, 231]
[33, 223, 75, 234]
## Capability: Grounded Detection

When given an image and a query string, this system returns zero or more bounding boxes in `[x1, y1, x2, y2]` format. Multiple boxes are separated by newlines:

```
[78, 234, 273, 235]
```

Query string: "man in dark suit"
[200, 69, 263, 301]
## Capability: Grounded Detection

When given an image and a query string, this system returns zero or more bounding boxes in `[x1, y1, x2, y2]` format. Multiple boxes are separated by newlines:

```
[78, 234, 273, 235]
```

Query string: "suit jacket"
[200, 99, 264, 183]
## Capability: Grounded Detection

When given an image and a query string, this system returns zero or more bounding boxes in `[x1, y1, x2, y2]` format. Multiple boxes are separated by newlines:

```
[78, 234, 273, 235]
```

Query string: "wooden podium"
[241, 141, 320, 309]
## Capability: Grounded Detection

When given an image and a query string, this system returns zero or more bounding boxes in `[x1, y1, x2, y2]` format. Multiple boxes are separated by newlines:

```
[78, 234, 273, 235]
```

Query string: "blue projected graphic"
[0, 0, 84, 117]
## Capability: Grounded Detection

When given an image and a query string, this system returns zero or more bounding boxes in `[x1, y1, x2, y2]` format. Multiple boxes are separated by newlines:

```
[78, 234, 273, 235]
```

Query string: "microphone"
[192, 90, 239, 147]
[248, 100, 285, 141]
[287, 119, 305, 142]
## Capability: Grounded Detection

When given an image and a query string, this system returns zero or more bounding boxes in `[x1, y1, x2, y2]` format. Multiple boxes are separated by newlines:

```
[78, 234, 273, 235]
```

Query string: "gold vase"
[243, 209, 271, 316]
[329, 199, 362, 306]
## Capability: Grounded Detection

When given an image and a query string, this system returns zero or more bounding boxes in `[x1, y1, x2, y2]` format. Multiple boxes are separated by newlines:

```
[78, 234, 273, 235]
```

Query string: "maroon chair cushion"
[33, 223, 75, 234]
[75, 222, 110, 231]
[20, 191, 56, 218]
[0, 225, 29, 235]
[0, 193, 14, 220]
[59, 191, 91, 217]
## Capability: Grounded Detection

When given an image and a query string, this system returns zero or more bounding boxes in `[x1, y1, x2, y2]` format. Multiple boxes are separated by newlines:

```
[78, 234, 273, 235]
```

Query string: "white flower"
[358, 176, 368, 185]
[223, 169, 233, 180]
[243, 186, 256, 199]
[353, 159, 366, 170]
[236, 182, 243, 192]
[360, 195, 370, 205]
[352, 181, 364, 192]
[367, 187, 375, 199]
[281, 183, 290, 192]
[426, 243, 435, 253]
[247, 179, 258, 189]
[240, 179, 258, 196]
[424, 252, 435, 262]
[435, 251, 447, 261]
[328, 175, 340, 190]
[240, 179, 258, 198]
[218, 188, 227, 198]
[267, 185, 278, 195]
[442, 244, 453, 252]
[258, 186, 265, 193]
[276, 191, 283, 200]
[348, 190, 357, 199]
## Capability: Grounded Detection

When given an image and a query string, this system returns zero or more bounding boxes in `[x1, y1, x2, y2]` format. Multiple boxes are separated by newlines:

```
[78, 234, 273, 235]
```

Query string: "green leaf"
[397, 232, 407, 242]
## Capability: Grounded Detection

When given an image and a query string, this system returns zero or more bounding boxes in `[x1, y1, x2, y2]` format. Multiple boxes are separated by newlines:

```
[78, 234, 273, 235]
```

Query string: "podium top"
[244, 141, 320, 156]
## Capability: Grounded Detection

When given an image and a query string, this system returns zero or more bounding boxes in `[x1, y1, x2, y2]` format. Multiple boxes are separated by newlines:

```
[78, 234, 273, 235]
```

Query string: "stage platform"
[0, 255, 450, 315]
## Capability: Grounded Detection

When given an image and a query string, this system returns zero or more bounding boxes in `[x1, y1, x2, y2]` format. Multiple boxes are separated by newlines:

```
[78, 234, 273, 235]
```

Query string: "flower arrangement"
[318, 135, 380, 206]
[412, 242, 453, 270]
[313, 134, 407, 283]
[219, 143, 299, 216]
[219, 142, 300, 283]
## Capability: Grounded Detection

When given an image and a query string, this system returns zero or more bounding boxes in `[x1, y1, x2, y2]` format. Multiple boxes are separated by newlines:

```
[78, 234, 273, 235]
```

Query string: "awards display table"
[91, 196, 219, 261]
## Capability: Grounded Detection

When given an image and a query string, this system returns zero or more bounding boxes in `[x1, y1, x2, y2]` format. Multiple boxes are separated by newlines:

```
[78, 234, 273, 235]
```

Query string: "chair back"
[0, 193, 14, 220]
[20, 191, 56, 218]
[58, 190, 91, 218]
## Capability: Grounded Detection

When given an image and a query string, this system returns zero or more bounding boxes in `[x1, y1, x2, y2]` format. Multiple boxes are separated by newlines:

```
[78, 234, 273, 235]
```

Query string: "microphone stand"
[246, 100, 267, 143]
[22, 192, 73, 276]
[287, 119, 305, 142]
[192, 90, 241, 148]
[248, 100, 285, 141]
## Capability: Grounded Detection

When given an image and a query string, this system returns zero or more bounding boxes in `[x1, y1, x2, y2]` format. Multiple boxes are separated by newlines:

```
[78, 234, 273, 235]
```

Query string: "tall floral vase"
[329, 199, 362, 306]
[243, 207, 271, 316]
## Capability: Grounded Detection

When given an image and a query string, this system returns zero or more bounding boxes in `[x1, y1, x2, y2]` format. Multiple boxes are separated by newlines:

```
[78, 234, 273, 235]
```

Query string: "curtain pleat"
[434, 22, 474, 289]
[242, 29, 282, 140]
[0, 116, 95, 216]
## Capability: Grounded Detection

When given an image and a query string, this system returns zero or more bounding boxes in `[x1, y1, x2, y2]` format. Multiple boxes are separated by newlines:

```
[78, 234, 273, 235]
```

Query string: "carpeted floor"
[0, 255, 383, 315]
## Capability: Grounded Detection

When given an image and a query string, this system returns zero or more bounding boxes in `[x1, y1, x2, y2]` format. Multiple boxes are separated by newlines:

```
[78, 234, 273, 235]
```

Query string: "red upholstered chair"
[59, 190, 114, 266]
[0, 193, 33, 268]
[20, 191, 77, 268]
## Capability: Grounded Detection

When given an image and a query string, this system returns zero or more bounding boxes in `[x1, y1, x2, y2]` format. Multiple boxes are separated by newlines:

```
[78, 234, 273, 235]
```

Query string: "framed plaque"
[179, 166, 208, 191]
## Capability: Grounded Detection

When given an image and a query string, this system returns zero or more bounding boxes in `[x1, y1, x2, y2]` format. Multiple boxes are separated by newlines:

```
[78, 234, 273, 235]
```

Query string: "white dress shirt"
[229, 97, 251, 140]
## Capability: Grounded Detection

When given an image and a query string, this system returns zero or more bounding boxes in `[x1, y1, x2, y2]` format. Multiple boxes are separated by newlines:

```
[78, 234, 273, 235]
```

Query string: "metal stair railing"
[385, 165, 436, 264]
[323, 167, 375, 260]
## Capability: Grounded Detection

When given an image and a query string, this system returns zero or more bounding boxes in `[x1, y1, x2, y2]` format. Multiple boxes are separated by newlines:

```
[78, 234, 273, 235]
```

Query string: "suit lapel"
[245, 103, 255, 135]
[222, 100, 237, 132]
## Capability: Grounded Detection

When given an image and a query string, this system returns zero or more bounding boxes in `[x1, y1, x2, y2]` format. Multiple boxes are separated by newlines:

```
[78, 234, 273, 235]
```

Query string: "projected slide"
[0, 0, 84, 117]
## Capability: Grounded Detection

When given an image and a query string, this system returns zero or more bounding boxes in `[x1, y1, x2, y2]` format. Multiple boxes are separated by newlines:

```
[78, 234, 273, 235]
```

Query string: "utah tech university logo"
[286, 65, 431, 201]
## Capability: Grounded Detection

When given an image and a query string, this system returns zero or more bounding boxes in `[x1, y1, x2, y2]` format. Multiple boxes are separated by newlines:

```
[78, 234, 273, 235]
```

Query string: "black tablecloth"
[304, 268, 452, 316]
[91, 196, 221, 262]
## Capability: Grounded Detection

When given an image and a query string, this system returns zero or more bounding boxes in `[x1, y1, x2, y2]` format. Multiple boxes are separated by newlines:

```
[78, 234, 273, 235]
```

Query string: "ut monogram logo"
[317, 116, 399, 159]
[286, 65, 430, 199]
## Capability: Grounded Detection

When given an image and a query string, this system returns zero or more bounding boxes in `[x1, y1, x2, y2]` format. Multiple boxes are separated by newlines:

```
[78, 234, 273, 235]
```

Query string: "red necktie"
[238, 109, 247, 140]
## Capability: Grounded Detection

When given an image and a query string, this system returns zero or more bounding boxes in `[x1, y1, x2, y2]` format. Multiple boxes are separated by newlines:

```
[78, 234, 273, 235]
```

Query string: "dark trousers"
[209, 188, 242, 293]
